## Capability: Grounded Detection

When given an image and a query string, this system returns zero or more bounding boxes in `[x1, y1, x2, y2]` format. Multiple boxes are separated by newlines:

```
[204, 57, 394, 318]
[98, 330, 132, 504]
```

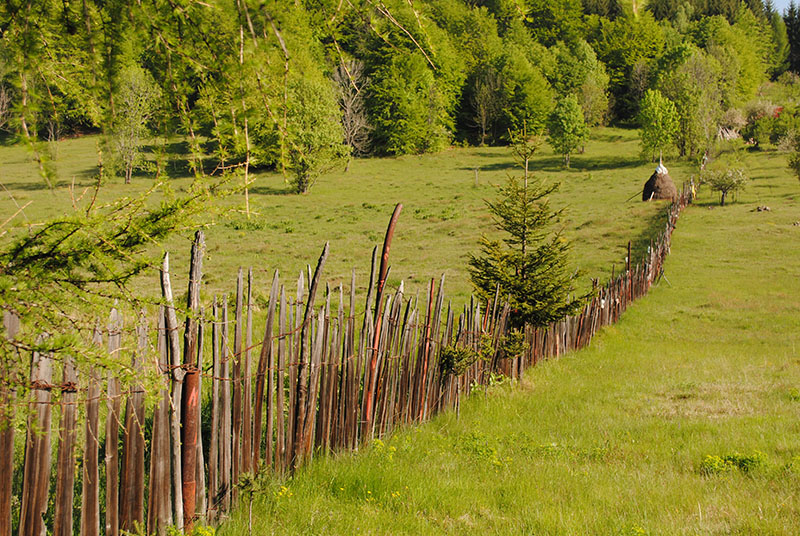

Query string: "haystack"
[642, 161, 677, 201]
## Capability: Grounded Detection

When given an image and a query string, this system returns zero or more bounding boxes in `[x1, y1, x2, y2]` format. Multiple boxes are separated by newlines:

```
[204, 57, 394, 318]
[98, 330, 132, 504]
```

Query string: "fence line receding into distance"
[1, 186, 691, 535]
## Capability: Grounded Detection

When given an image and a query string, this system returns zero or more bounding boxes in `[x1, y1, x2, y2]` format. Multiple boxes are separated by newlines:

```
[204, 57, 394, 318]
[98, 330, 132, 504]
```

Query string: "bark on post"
[0, 312, 19, 536]
[53, 355, 78, 536]
[120, 314, 147, 532]
[160, 253, 184, 530]
[363, 204, 402, 440]
[148, 308, 172, 535]
[291, 242, 329, 470]
[81, 327, 102, 536]
[232, 268, 243, 491]
[254, 270, 279, 472]
[181, 231, 204, 530]
[242, 269, 253, 475]
[18, 341, 53, 536]
[106, 309, 123, 536]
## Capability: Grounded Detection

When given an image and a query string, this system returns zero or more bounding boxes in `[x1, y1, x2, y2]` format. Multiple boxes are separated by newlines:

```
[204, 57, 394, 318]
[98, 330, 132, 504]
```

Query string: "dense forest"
[1, 0, 798, 190]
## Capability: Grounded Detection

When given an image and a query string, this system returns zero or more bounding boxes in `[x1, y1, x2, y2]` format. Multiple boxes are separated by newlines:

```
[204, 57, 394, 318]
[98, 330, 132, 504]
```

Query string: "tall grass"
[217, 147, 800, 534]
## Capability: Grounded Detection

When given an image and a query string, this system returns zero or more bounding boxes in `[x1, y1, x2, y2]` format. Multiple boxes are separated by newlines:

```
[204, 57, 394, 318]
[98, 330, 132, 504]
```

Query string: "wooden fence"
[1, 186, 691, 535]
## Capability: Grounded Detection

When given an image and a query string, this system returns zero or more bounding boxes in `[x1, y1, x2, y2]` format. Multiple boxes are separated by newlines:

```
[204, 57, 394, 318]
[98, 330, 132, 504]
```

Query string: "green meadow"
[1, 128, 674, 307]
[209, 146, 800, 534]
[4, 129, 799, 534]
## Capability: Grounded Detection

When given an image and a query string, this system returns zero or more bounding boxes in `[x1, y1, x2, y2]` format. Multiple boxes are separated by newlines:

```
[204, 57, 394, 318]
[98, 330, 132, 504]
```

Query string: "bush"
[700, 452, 767, 475]
[699, 165, 748, 206]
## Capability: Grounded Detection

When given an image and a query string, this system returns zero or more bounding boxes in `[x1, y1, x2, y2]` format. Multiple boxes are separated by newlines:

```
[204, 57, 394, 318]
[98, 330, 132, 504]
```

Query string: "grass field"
[0, 129, 678, 308]
[213, 147, 800, 534]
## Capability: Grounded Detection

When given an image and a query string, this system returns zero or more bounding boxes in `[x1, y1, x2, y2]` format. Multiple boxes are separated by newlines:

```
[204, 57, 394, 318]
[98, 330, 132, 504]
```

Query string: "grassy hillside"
[217, 148, 800, 534]
[0, 128, 675, 307]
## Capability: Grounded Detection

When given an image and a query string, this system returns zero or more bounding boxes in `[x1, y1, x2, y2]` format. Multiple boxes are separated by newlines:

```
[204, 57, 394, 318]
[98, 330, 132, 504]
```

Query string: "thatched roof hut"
[642, 162, 677, 201]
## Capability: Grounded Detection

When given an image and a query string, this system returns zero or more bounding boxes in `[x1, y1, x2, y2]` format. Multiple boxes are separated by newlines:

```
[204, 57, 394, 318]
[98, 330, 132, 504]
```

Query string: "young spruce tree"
[468, 125, 589, 328]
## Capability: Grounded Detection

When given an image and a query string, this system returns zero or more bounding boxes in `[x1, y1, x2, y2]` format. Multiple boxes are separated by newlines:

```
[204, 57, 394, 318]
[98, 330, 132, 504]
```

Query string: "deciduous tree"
[547, 95, 589, 167]
[638, 89, 679, 160]
[113, 65, 161, 184]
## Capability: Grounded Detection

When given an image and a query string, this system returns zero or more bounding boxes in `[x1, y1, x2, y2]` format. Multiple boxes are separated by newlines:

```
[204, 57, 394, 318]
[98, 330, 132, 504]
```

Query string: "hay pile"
[642, 162, 677, 201]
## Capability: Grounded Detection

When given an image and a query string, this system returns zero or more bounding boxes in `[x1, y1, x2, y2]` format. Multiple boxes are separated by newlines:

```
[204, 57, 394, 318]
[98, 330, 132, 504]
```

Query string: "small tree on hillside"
[700, 166, 748, 206]
[286, 77, 350, 193]
[547, 95, 589, 168]
[113, 65, 161, 184]
[638, 89, 679, 161]
[468, 130, 589, 328]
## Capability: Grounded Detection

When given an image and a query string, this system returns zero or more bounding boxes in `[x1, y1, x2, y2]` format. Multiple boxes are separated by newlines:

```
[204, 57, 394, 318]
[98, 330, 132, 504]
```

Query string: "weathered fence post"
[18, 339, 53, 536]
[120, 313, 147, 532]
[254, 270, 279, 473]
[291, 242, 329, 470]
[0, 312, 19, 536]
[363, 203, 403, 439]
[53, 355, 78, 536]
[106, 309, 123, 536]
[181, 231, 204, 531]
[161, 253, 184, 530]
[81, 327, 102, 536]
[148, 307, 172, 535]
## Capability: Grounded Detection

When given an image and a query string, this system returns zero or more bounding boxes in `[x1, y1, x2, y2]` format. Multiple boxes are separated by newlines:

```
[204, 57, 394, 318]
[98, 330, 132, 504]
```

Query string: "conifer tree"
[468, 126, 589, 328]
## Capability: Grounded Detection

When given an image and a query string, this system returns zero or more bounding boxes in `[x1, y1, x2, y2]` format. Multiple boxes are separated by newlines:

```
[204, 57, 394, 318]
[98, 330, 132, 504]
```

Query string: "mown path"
[221, 154, 800, 535]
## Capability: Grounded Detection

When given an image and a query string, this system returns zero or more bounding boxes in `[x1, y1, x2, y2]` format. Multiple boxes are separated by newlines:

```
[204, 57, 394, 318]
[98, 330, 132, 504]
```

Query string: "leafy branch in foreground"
[0, 175, 234, 394]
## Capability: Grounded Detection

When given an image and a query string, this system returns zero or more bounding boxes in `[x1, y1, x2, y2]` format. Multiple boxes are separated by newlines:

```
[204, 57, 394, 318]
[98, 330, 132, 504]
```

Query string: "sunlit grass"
[0, 128, 678, 308]
[216, 146, 800, 534]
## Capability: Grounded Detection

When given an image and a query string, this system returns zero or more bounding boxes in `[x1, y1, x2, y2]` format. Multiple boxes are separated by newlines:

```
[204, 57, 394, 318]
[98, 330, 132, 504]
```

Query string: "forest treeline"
[1, 0, 798, 188]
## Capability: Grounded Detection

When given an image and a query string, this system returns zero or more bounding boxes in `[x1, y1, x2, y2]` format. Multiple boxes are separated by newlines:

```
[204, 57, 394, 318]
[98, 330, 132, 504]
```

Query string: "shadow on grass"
[250, 184, 296, 196]
[459, 161, 516, 173]
[1, 177, 98, 191]
[629, 200, 678, 265]
[530, 155, 643, 172]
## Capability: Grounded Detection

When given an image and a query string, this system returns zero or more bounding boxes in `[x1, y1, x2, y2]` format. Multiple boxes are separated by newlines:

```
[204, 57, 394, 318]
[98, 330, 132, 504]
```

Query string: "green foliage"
[369, 52, 452, 155]
[552, 39, 610, 126]
[285, 77, 349, 193]
[439, 344, 480, 376]
[113, 65, 161, 184]
[700, 452, 767, 475]
[547, 95, 589, 167]
[468, 134, 587, 327]
[699, 164, 748, 206]
[523, 0, 584, 46]
[638, 89, 679, 159]
[658, 48, 724, 157]
[589, 12, 665, 118]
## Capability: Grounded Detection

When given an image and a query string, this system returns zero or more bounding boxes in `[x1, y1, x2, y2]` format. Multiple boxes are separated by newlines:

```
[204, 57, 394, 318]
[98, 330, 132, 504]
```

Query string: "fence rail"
[1, 186, 691, 535]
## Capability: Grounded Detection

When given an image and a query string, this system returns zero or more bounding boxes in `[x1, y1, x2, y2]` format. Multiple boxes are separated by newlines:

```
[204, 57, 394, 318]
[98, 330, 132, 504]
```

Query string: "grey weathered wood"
[196, 309, 206, 519]
[0, 312, 19, 536]
[120, 315, 147, 532]
[18, 340, 53, 536]
[53, 354, 77, 536]
[232, 268, 243, 491]
[81, 327, 102, 536]
[148, 308, 172, 535]
[160, 253, 184, 530]
[181, 231, 204, 530]
[254, 270, 279, 472]
[275, 287, 287, 474]
[242, 268, 253, 475]
[220, 298, 232, 510]
[208, 298, 221, 521]
[105, 309, 123, 536]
